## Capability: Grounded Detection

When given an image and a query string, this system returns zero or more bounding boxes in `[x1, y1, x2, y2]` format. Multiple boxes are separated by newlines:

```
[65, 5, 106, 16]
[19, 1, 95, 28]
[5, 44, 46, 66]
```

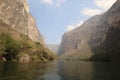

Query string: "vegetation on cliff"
[0, 20, 56, 61]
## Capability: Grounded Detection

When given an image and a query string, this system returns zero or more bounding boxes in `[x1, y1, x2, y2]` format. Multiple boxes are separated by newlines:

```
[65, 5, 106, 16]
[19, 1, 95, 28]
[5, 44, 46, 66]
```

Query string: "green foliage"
[35, 42, 42, 48]
[30, 47, 57, 61]
[20, 34, 29, 40]
[0, 32, 20, 60]
[63, 55, 90, 61]
[0, 32, 56, 61]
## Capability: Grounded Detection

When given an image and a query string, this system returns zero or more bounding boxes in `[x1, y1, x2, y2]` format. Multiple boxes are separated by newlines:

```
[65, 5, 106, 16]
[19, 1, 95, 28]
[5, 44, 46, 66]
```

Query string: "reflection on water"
[58, 61, 93, 80]
[0, 62, 44, 80]
[58, 61, 120, 80]
[0, 61, 120, 80]
[92, 62, 120, 80]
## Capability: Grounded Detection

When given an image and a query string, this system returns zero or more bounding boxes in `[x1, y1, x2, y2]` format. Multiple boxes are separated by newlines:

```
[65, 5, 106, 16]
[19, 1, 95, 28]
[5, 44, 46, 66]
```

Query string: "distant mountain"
[59, 0, 120, 61]
[0, 0, 56, 61]
[47, 44, 59, 54]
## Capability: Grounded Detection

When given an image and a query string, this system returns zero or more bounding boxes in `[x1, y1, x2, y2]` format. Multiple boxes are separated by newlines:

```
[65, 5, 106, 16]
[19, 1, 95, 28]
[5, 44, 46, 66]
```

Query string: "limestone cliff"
[59, 0, 120, 61]
[0, 0, 56, 61]
[0, 0, 43, 43]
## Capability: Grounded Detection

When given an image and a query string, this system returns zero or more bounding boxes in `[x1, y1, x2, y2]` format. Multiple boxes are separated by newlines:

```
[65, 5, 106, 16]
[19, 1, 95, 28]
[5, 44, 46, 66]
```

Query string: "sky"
[28, 0, 116, 44]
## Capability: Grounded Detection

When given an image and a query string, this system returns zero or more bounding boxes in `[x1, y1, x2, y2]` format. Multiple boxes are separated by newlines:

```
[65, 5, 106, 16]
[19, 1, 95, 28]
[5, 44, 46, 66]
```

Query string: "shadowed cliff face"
[0, 0, 43, 43]
[59, 0, 120, 61]
[59, 15, 102, 56]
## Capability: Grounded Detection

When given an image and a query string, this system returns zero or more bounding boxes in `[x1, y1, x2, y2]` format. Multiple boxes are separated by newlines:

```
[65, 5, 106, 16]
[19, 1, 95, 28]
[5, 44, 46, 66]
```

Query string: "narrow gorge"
[59, 0, 120, 61]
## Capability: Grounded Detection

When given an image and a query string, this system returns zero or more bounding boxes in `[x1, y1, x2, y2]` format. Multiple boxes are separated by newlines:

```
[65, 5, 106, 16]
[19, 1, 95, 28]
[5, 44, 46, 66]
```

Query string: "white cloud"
[82, 0, 117, 17]
[67, 21, 83, 32]
[40, 0, 66, 7]
[82, 8, 101, 16]
[94, 0, 117, 11]
[56, 0, 65, 7]
[40, 0, 53, 5]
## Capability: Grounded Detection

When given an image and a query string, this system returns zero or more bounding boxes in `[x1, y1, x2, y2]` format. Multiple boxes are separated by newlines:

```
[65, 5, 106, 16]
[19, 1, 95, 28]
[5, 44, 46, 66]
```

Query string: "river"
[0, 61, 120, 80]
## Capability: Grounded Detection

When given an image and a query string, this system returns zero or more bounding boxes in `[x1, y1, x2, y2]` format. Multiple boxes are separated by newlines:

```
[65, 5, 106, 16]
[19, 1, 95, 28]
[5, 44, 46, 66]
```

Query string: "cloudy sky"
[28, 0, 116, 44]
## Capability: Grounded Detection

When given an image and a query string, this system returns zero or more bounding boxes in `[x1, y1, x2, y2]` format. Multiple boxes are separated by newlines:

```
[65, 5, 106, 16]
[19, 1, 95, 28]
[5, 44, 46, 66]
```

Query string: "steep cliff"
[59, 0, 120, 61]
[0, 0, 56, 61]
[0, 0, 43, 43]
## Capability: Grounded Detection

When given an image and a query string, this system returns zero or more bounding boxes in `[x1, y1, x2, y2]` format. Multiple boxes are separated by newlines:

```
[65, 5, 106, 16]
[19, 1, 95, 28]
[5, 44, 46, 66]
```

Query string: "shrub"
[0, 32, 56, 61]
[0, 33, 21, 60]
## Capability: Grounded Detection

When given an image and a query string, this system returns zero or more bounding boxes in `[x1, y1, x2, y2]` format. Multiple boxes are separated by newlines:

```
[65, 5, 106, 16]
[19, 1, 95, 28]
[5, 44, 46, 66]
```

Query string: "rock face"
[0, 0, 43, 43]
[59, 0, 120, 61]
[0, 0, 56, 61]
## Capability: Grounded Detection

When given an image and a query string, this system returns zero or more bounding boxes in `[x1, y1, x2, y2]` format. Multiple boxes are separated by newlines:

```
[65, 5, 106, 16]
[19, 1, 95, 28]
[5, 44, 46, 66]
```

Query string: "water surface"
[0, 61, 120, 80]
